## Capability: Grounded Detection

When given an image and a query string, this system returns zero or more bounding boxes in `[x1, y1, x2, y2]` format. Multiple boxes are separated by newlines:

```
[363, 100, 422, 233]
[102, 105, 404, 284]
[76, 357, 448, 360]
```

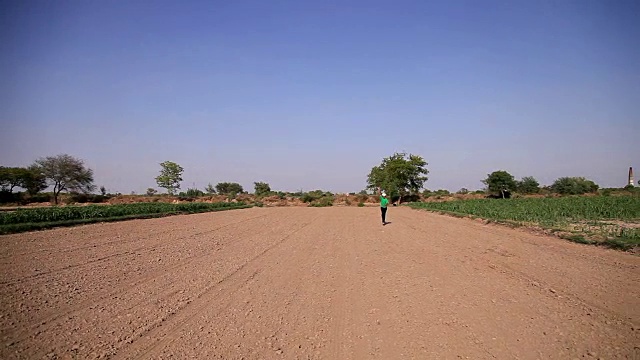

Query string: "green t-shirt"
[380, 196, 389, 208]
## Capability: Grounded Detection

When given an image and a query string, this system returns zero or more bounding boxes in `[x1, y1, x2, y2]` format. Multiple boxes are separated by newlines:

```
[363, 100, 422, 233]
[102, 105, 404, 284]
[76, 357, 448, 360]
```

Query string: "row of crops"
[0, 202, 250, 233]
[409, 195, 640, 249]
[409, 196, 640, 222]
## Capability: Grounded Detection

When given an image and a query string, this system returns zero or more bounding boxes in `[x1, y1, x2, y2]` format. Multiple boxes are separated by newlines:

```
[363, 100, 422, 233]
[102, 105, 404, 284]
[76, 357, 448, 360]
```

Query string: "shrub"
[358, 202, 365, 207]
[516, 176, 540, 194]
[0, 190, 20, 204]
[310, 196, 334, 207]
[551, 177, 599, 195]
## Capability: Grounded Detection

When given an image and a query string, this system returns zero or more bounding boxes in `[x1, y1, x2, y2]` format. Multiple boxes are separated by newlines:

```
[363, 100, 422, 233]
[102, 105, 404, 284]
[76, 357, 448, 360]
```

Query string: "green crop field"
[409, 195, 640, 250]
[0, 202, 251, 234]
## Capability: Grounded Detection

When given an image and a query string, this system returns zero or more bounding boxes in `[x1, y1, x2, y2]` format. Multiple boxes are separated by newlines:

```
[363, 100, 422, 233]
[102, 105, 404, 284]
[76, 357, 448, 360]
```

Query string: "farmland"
[410, 195, 640, 250]
[0, 207, 638, 359]
[0, 202, 250, 234]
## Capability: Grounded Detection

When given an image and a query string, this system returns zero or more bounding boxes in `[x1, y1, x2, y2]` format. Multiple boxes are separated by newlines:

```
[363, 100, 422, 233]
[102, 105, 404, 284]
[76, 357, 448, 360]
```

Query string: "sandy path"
[0, 207, 638, 359]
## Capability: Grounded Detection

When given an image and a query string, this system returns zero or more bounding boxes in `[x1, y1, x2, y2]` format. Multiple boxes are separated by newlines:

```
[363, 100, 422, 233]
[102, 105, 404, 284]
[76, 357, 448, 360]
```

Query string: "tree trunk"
[53, 182, 62, 205]
[501, 189, 505, 199]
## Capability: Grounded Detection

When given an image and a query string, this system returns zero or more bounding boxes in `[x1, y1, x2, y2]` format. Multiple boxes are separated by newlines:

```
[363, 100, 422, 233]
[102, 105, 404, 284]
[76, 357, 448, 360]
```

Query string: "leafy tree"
[0, 167, 25, 192]
[457, 188, 469, 194]
[0, 166, 47, 194]
[254, 182, 271, 196]
[146, 188, 157, 196]
[551, 177, 599, 195]
[516, 176, 540, 194]
[99, 186, 107, 196]
[215, 182, 244, 195]
[21, 166, 47, 195]
[205, 183, 216, 194]
[155, 161, 184, 195]
[33, 154, 95, 204]
[482, 170, 516, 199]
[366, 152, 429, 203]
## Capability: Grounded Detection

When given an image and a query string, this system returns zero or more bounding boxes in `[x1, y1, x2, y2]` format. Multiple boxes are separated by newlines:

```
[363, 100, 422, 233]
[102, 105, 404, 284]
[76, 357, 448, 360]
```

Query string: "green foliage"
[215, 182, 244, 196]
[434, 189, 451, 196]
[456, 188, 469, 195]
[179, 188, 205, 198]
[254, 182, 271, 196]
[516, 176, 540, 194]
[358, 202, 365, 207]
[411, 196, 640, 221]
[0, 202, 251, 234]
[0, 166, 47, 195]
[33, 154, 95, 204]
[483, 170, 516, 198]
[551, 177, 599, 195]
[309, 196, 334, 207]
[0, 202, 249, 226]
[367, 152, 429, 201]
[155, 161, 184, 195]
[99, 186, 107, 196]
[301, 190, 332, 203]
[146, 188, 158, 196]
[409, 196, 640, 249]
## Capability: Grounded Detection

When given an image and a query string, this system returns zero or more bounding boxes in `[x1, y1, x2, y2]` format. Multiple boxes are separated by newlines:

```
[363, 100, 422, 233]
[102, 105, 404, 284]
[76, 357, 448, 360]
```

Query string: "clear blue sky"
[1, 0, 638, 194]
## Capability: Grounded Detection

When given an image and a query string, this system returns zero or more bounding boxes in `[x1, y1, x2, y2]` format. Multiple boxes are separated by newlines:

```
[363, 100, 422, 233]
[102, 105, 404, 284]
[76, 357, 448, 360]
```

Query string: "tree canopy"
[33, 154, 95, 204]
[366, 152, 429, 203]
[483, 170, 516, 198]
[155, 161, 184, 195]
[254, 182, 271, 196]
[516, 176, 540, 194]
[215, 182, 244, 195]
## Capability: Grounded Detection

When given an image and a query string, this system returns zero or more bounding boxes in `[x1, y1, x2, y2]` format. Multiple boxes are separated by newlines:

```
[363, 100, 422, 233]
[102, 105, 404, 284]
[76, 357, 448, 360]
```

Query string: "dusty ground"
[0, 207, 638, 359]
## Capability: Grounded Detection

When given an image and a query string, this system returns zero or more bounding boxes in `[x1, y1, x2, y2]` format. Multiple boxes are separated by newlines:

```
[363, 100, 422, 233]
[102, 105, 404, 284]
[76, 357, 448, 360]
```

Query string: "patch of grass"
[0, 203, 252, 234]
[409, 195, 640, 251]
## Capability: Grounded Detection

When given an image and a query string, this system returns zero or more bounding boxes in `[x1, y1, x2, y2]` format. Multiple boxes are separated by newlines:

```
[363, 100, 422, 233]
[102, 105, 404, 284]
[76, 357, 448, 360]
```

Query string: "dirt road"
[1, 207, 638, 359]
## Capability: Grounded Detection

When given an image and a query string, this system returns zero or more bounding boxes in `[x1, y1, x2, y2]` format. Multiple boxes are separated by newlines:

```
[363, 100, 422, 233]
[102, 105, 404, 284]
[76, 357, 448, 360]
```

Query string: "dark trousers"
[381, 207, 387, 223]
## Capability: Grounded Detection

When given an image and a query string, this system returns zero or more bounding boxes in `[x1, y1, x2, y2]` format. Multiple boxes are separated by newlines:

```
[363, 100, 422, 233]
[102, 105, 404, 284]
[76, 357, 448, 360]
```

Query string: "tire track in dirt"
[0, 211, 270, 334]
[392, 207, 639, 358]
[0, 211, 269, 284]
[115, 214, 322, 359]
[1, 209, 295, 356]
[397, 208, 639, 323]
[1, 207, 638, 359]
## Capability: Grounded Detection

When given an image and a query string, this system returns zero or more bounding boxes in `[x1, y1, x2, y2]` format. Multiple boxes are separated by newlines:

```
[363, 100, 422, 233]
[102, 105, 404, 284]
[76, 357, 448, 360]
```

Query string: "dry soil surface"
[1, 207, 639, 359]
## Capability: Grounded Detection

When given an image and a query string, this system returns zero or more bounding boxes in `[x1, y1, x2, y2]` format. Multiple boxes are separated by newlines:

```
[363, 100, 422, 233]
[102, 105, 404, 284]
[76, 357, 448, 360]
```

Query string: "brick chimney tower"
[630, 167, 635, 186]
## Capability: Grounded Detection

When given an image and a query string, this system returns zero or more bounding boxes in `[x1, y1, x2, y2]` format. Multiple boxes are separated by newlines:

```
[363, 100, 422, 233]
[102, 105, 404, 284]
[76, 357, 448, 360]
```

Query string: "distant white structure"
[630, 167, 635, 186]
